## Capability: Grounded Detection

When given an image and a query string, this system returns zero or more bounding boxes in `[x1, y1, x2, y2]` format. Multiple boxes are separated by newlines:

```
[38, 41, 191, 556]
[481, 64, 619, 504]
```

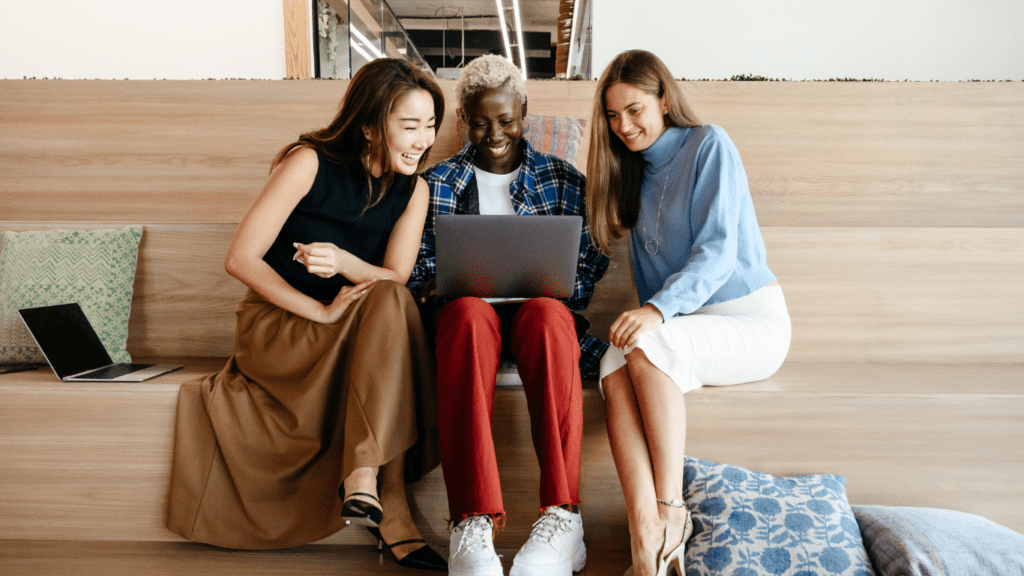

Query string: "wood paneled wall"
[2, 80, 1023, 363]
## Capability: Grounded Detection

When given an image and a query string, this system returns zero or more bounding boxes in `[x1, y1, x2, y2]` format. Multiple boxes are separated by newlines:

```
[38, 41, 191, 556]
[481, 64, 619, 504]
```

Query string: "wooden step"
[1, 361, 1022, 547]
[0, 539, 631, 576]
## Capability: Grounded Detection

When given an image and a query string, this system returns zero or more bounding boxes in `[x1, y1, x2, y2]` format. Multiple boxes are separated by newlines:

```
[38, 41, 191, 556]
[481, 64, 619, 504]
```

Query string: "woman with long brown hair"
[587, 50, 792, 576]
[166, 58, 447, 570]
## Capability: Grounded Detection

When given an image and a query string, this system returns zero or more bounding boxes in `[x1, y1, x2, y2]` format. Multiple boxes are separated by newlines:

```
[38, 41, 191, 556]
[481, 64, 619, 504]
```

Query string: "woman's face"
[462, 87, 525, 174]
[603, 82, 667, 152]
[378, 88, 436, 176]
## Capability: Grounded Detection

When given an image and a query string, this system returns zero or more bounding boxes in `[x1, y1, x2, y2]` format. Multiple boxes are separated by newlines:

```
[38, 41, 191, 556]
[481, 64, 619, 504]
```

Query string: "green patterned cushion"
[0, 226, 143, 364]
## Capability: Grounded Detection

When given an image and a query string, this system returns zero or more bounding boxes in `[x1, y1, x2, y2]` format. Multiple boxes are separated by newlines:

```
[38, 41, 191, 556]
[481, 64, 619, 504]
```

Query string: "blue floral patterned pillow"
[683, 457, 875, 576]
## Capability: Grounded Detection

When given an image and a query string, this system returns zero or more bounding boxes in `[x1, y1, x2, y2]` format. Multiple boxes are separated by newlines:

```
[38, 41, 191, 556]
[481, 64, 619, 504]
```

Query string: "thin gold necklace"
[641, 172, 671, 255]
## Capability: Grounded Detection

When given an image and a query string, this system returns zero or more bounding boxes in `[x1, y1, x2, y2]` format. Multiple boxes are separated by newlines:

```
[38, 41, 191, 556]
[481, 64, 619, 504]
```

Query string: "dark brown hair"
[273, 58, 445, 209]
[586, 50, 701, 254]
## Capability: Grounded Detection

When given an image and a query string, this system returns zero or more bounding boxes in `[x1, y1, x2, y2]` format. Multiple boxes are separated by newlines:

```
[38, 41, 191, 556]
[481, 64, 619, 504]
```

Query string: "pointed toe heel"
[366, 526, 448, 571]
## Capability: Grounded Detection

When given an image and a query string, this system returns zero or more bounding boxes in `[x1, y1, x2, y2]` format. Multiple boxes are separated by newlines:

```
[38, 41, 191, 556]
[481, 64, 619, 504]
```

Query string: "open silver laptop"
[18, 303, 181, 382]
[435, 214, 581, 300]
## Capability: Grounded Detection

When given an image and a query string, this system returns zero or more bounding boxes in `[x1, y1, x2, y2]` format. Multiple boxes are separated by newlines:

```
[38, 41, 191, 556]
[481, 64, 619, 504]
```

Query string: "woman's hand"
[319, 278, 377, 323]
[609, 304, 664, 348]
[294, 242, 378, 280]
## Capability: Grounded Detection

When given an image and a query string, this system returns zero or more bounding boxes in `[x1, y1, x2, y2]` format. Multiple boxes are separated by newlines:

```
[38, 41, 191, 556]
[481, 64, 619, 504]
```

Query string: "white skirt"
[599, 286, 791, 397]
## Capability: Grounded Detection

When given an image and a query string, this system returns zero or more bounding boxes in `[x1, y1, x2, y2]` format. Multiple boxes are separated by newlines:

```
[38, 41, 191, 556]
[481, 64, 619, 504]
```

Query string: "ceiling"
[386, 0, 561, 36]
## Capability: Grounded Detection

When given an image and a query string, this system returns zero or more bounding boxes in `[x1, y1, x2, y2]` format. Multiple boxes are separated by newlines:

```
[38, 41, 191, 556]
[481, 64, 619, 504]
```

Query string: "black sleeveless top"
[263, 150, 414, 301]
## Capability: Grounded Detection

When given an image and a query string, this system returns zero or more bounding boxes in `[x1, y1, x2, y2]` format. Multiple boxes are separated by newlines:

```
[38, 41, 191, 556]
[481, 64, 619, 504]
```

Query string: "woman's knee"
[363, 278, 405, 301]
[356, 279, 429, 333]
[625, 348, 663, 385]
[360, 279, 413, 313]
[600, 365, 632, 400]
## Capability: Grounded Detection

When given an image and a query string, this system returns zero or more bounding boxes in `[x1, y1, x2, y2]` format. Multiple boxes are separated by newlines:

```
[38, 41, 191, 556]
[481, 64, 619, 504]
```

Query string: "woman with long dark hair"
[167, 58, 447, 570]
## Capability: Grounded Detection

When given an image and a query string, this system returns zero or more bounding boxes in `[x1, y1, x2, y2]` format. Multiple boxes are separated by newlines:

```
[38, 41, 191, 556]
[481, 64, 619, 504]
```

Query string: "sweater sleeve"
[647, 127, 745, 318]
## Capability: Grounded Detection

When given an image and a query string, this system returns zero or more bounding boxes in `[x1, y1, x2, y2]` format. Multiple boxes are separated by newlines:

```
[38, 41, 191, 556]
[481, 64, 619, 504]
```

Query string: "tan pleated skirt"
[166, 280, 439, 550]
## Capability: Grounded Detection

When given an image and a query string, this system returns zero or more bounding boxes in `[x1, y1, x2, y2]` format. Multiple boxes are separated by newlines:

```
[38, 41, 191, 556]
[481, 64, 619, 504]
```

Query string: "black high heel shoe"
[366, 526, 448, 572]
[341, 492, 383, 527]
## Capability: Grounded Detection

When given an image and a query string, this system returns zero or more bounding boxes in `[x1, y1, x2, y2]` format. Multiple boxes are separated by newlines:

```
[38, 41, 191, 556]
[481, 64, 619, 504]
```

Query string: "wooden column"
[283, 0, 312, 79]
[555, 0, 574, 76]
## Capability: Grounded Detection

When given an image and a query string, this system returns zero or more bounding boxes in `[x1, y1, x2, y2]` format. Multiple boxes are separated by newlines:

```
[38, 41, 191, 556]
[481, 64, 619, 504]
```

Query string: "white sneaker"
[510, 507, 586, 576]
[449, 515, 505, 576]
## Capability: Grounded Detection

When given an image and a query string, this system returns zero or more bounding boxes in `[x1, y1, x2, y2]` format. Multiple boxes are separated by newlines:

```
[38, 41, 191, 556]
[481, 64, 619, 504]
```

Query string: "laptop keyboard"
[77, 363, 155, 380]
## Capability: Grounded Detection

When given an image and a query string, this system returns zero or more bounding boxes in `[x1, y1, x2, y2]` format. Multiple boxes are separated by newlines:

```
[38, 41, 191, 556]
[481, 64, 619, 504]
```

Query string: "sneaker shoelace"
[457, 516, 494, 554]
[528, 510, 572, 545]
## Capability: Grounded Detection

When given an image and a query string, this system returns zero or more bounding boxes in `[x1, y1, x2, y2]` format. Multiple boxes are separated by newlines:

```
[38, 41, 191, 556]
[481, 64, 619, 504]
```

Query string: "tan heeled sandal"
[655, 498, 693, 576]
[625, 500, 693, 576]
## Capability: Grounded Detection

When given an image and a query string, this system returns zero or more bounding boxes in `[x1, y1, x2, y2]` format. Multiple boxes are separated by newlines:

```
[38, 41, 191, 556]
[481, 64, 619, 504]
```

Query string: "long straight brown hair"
[586, 50, 701, 254]
[273, 58, 445, 210]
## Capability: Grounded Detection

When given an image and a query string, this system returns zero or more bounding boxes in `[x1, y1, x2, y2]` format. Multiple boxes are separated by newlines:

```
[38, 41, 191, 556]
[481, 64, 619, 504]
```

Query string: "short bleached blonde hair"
[455, 54, 527, 112]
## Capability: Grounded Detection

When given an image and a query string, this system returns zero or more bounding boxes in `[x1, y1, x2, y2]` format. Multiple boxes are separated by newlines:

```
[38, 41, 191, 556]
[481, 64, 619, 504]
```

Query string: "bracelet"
[657, 497, 686, 508]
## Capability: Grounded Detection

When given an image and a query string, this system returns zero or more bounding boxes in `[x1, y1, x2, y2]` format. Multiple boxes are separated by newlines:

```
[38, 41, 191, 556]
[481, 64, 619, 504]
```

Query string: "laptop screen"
[18, 303, 113, 379]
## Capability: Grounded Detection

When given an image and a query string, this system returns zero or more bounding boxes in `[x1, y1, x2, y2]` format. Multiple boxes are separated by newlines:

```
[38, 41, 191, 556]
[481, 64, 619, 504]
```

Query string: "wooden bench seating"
[2, 79, 1022, 550]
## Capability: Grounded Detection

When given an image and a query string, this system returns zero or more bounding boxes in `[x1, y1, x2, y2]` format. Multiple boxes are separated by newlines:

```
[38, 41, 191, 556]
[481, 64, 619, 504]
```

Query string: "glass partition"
[317, 0, 433, 79]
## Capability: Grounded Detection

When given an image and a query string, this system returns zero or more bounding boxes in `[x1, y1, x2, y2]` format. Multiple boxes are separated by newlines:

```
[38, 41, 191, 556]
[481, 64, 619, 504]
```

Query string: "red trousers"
[435, 297, 583, 521]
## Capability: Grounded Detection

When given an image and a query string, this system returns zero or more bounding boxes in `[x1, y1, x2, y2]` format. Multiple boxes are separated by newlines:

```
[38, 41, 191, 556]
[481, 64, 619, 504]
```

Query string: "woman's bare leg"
[604, 366, 665, 576]
[626, 349, 688, 554]
[343, 465, 380, 502]
[377, 452, 428, 560]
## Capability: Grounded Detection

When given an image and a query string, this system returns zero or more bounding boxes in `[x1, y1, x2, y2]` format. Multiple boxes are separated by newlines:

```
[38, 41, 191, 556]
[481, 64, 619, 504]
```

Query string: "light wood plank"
[0, 540, 632, 576]
[0, 81, 337, 223]
[766, 226, 1024, 363]
[2, 364, 1021, 543]
[680, 81, 1024, 227]
[282, 0, 312, 79]
[0, 378, 551, 544]
[6, 223, 1022, 362]
[0, 80, 456, 223]
[582, 227, 1024, 364]
[3, 80, 1022, 226]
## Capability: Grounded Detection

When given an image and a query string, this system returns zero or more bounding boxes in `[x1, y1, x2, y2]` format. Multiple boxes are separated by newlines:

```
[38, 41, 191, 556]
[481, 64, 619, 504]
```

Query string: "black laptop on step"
[18, 302, 181, 382]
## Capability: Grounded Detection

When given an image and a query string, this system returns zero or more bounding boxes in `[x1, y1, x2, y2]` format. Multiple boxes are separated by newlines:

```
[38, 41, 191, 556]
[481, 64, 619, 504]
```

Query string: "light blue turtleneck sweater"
[632, 125, 776, 318]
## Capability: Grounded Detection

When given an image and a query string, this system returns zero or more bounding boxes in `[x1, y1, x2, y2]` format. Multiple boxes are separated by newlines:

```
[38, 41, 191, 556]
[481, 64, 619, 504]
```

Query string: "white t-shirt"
[474, 166, 521, 303]
[474, 166, 519, 215]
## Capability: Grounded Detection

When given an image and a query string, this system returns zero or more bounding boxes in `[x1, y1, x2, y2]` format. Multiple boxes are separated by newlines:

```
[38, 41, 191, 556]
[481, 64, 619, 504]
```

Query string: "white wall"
[593, 0, 1024, 81]
[0, 0, 287, 79]
[5, 0, 1022, 81]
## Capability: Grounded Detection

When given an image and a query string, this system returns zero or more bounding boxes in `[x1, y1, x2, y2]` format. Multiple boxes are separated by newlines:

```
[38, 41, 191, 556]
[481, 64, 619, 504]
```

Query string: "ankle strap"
[386, 538, 426, 549]
[657, 498, 685, 508]
[346, 492, 380, 503]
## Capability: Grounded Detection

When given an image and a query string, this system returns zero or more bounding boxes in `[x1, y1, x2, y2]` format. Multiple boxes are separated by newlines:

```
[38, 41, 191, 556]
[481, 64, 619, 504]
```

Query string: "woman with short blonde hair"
[409, 54, 609, 576]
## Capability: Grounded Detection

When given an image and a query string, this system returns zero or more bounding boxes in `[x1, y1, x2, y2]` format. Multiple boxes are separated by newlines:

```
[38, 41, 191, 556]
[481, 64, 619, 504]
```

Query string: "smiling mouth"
[487, 142, 510, 156]
[623, 131, 643, 142]
[401, 152, 421, 163]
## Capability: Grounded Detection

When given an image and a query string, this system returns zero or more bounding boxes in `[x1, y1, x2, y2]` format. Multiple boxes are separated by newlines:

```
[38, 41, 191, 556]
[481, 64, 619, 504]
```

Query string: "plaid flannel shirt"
[408, 141, 610, 379]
